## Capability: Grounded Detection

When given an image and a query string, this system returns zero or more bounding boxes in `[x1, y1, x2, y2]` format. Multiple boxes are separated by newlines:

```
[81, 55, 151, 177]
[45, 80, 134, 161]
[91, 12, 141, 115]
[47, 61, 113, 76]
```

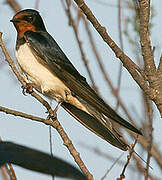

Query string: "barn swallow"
[10, 9, 142, 151]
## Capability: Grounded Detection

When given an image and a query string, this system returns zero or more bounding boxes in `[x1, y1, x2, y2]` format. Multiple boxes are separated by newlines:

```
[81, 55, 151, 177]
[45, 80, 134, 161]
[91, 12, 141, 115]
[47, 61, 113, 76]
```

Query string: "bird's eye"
[25, 15, 34, 23]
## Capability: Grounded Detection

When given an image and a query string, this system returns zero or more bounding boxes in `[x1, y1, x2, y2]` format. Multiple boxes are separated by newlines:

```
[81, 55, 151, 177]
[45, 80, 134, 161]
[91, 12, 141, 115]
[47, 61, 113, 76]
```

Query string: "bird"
[10, 9, 142, 151]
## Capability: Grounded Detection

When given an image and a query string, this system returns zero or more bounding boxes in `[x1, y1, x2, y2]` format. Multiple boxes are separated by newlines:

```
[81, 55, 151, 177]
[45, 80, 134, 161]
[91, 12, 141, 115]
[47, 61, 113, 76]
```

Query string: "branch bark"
[138, 0, 156, 74]
[0, 106, 46, 123]
[6, 0, 21, 13]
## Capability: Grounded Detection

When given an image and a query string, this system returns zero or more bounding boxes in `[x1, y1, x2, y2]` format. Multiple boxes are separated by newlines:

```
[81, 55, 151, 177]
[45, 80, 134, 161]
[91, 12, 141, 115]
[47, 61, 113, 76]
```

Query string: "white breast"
[16, 43, 70, 102]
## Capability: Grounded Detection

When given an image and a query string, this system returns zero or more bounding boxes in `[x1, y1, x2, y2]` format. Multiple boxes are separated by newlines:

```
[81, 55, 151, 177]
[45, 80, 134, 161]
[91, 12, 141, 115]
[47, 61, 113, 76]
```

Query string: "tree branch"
[6, 0, 21, 13]
[118, 139, 137, 180]
[144, 97, 153, 180]
[0, 105, 46, 123]
[138, 0, 156, 76]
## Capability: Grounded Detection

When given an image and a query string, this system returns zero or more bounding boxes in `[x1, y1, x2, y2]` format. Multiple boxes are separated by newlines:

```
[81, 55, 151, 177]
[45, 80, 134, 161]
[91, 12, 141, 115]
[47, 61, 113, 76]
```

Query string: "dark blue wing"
[24, 31, 142, 135]
[25, 31, 85, 81]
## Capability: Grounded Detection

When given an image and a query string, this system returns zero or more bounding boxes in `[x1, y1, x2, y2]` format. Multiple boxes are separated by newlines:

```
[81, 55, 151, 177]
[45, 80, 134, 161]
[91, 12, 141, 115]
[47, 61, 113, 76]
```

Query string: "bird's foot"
[45, 103, 62, 120]
[46, 114, 51, 120]
[45, 111, 57, 121]
[21, 83, 34, 95]
[53, 109, 57, 118]
[52, 102, 62, 118]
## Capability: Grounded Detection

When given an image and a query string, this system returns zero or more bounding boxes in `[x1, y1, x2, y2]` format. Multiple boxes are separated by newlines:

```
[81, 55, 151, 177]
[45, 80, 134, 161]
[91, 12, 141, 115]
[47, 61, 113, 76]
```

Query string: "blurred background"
[0, 0, 162, 179]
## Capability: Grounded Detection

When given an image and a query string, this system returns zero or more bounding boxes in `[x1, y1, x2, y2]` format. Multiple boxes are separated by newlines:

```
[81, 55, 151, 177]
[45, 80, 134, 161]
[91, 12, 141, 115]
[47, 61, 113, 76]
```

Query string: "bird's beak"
[10, 18, 21, 23]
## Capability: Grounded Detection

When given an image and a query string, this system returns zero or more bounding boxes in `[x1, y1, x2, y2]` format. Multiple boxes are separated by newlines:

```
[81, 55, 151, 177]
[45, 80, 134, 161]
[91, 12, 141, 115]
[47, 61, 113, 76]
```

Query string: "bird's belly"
[16, 43, 70, 102]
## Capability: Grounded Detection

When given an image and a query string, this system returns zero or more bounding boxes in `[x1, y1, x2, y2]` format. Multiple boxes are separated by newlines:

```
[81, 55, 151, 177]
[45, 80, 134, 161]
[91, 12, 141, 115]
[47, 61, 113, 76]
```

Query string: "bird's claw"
[53, 102, 62, 118]
[53, 110, 57, 119]
[46, 112, 57, 121]
[21, 83, 34, 95]
[21, 85, 27, 96]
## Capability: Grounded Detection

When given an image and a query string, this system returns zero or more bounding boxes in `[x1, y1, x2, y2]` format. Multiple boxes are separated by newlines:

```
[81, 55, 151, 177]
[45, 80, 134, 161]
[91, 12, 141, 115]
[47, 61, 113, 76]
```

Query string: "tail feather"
[67, 92, 142, 135]
[61, 102, 128, 151]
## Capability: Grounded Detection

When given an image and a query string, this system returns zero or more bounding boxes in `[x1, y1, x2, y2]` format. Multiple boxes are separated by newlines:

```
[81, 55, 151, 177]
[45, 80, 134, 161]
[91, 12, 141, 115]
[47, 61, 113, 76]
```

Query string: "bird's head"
[10, 9, 46, 38]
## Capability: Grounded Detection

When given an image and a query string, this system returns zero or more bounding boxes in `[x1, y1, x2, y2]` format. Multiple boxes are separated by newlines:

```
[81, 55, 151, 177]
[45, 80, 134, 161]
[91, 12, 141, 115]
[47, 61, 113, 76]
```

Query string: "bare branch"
[35, 0, 40, 9]
[6, 0, 21, 13]
[133, 154, 159, 180]
[116, 0, 124, 109]
[138, 0, 156, 75]
[101, 152, 124, 180]
[145, 97, 153, 180]
[0, 166, 9, 180]
[80, 142, 159, 179]
[7, 163, 17, 180]
[0, 105, 46, 123]
[118, 139, 138, 180]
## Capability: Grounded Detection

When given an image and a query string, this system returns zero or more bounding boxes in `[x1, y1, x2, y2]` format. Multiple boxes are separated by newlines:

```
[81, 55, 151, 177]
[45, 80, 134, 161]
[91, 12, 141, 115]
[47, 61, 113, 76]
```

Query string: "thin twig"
[145, 97, 153, 180]
[133, 154, 159, 180]
[0, 166, 9, 180]
[7, 164, 17, 180]
[35, 0, 40, 9]
[101, 152, 124, 180]
[138, 0, 156, 76]
[80, 142, 137, 171]
[49, 101, 54, 180]
[6, 0, 21, 13]
[0, 105, 47, 122]
[118, 139, 138, 180]
[80, 142, 159, 179]
[116, 0, 124, 110]
[49, 126, 55, 180]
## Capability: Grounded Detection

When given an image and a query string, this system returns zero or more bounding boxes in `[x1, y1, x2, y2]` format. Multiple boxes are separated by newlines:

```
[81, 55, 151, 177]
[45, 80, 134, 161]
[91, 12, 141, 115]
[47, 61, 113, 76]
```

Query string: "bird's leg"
[53, 102, 62, 117]
[21, 83, 34, 95]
